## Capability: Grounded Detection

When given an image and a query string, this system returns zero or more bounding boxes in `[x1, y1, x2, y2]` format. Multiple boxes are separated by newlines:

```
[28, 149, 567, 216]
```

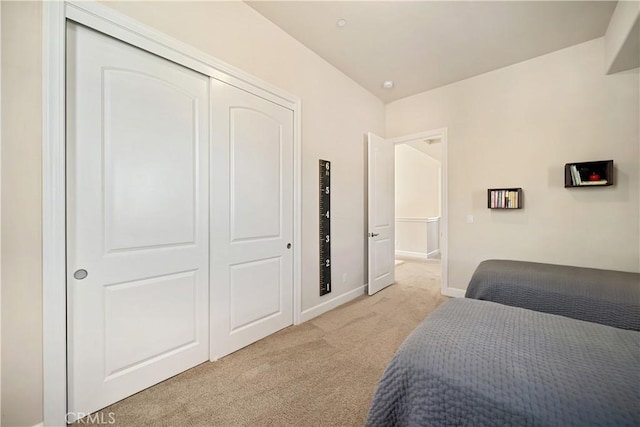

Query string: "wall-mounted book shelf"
[565, 160, 613, 188]
[488, 188, 523, 209]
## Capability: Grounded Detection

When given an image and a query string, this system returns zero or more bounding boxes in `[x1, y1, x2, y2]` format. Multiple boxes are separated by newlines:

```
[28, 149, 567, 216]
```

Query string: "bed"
[365, 298, 640, 427]
[465, 259, 640, 331]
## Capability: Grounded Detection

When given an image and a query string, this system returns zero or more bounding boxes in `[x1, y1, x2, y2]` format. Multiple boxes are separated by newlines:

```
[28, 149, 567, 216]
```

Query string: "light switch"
[466, 214, 474, 223]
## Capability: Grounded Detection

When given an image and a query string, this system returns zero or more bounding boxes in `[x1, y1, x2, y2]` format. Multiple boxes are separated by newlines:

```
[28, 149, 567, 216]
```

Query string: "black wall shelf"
[488, 188, 523, 209]
[564, 160, 613, 188]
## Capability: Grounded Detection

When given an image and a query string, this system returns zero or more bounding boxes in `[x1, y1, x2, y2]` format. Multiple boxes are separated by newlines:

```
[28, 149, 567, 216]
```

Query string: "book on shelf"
[579, 180, 607, 186]
[489, 189, 520, 208]
[570, 164, 581, 185]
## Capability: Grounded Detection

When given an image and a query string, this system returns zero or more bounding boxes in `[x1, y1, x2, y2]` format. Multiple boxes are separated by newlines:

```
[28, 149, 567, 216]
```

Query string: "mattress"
[366, 298, 640, 426]
[465, 259, 640, 331]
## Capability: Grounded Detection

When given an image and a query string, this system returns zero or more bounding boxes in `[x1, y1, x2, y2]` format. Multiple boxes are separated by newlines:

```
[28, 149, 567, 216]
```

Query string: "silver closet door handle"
[74, 269, 88, 280]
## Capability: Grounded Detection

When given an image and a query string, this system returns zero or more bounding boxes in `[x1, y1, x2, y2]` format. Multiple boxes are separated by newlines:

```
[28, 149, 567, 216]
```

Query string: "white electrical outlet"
[466, 214, 474, 223]
[342, 272, 348, 284]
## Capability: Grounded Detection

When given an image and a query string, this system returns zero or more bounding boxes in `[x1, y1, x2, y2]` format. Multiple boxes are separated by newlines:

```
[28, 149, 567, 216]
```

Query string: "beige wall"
[395, 144, 441, 218]
[1, 1, 384, 425]
[1, 2, 44, 427]
[395, 144, 441, 256]
[604, 0, 640, 74]
[387, 38, 640, 291]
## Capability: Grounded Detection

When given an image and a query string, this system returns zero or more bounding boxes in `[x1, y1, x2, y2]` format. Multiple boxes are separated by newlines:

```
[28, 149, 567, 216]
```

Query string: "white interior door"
[367, 132, 395, 295]
[210, 79, 294, 359]
[66, 23, 210, 418]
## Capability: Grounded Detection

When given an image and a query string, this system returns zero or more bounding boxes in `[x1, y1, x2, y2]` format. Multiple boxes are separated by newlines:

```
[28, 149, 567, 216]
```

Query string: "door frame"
[42, 2, 302, 425]
[0, 3, 3, 420]
[391, 128, 460, 298]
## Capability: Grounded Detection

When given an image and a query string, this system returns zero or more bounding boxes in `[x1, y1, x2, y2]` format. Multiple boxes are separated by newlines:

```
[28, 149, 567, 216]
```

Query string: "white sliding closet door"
[66, 22, 210, 418]
[210, 79, 294, 359]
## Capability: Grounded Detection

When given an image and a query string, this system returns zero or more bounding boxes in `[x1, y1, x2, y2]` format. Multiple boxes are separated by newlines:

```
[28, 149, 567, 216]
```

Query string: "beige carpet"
[81, 259, 448, 426]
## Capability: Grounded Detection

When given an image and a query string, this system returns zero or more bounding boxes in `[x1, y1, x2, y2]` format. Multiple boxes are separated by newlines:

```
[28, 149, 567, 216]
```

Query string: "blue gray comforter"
[366, 298, 640, 427]
[465, 259, 640, 331]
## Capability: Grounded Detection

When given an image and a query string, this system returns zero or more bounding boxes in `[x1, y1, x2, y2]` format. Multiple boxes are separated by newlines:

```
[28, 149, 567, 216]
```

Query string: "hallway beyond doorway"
[394, 257, 441, 291]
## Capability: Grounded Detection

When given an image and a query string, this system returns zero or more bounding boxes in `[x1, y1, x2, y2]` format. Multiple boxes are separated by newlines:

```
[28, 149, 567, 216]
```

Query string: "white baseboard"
[299, 285, 366, 323]
[395, 250, 428, 260]
[32, 423, 44, 427]
[442, 287, 466, 298]
[427, 249, 440, 259]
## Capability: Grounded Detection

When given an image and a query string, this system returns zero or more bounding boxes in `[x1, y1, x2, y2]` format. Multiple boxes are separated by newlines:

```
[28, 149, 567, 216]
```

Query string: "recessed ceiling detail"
[246, 1, 616, 103]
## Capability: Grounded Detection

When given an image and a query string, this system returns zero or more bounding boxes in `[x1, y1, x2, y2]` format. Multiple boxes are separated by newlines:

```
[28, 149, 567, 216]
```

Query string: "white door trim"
[43, 2, 67, 425]
[42, 2, 302, 425]
[391, 128, 457, 298]
[0, 3, 3, 419]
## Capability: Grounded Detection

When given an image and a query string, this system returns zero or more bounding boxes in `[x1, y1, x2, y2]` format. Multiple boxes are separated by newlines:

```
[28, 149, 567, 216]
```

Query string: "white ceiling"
[246, 1, 617, 103]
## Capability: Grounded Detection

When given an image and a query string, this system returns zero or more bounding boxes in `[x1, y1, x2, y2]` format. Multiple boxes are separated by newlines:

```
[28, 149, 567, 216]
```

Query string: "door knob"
[74, 269, 88, 280]
[287, 243, 292, 249]
[369, 232, 379, 237]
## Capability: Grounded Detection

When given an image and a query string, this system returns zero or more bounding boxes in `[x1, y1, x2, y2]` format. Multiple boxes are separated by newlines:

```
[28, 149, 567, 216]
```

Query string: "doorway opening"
[388, 127, 451, 296]
[393, 136, 442, 287]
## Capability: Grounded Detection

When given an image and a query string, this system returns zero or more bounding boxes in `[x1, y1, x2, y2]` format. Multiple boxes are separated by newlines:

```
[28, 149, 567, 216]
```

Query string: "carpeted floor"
[81, 258, 448, 426]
